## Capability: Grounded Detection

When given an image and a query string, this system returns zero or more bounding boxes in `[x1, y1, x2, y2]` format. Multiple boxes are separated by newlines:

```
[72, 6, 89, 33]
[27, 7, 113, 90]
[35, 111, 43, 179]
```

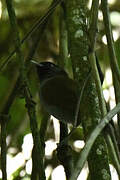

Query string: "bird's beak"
[31, 60, 40, 66]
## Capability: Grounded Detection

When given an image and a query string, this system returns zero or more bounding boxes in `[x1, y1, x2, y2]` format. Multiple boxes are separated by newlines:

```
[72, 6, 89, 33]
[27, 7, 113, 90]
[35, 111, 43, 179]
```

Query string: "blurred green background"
[0, 0, 120, 179]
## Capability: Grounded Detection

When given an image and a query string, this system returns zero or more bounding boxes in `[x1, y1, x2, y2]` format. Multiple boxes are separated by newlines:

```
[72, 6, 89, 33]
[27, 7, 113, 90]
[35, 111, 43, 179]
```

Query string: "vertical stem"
[5, 0, 46, 179]
[89, 53, 106, 116]
[59, 3, 68, 67]
[57, 4, 74, 179]
[88, 0, 120, 175]
[66, 0, 111, 179]
[100, 0, 120, 171]
[0, 115, 8, 180]
[70, 103, 120, 180]
[89, 0, 99, 50]
[101, 0, 120, 141]
[89, 53, 120, 175]
[101, 0, 120, 82]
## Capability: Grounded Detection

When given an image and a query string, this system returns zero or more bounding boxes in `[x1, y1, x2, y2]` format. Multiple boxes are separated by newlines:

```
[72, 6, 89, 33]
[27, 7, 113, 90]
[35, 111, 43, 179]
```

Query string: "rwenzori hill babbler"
[31, 60, 103, 126]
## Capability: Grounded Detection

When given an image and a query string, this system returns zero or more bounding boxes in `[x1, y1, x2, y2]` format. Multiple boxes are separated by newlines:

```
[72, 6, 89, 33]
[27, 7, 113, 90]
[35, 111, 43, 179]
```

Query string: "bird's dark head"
[31, 61, 68, 82]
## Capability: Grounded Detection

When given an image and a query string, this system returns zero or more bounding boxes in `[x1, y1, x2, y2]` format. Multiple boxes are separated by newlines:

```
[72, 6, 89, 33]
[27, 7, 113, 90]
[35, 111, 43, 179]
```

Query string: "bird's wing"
[40, 75, 79, 123]
[40, 75, 78, 108]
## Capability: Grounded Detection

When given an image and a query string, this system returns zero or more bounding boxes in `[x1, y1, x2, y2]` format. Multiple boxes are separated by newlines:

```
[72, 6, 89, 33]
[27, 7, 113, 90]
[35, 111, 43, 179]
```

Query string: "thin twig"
[0, 115, 9, 180]
[89, 0, 99, 50]
[0, 0, 63, 72]
[88, 0, 120, 174]
[89, 52, 120, 176]
[89, 53, 106, 115]
[101, 0, 120, 145]
[5, 0, 45, 179]
[70, 102, 120, 180]
[74, 69, 91, 127]
[101, 0, 120, 83]
[57, 5, 74, 179]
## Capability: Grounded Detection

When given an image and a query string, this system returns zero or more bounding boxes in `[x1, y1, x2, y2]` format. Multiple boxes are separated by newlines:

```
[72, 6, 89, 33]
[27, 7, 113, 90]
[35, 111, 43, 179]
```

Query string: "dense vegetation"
[0, 0, 120, 179]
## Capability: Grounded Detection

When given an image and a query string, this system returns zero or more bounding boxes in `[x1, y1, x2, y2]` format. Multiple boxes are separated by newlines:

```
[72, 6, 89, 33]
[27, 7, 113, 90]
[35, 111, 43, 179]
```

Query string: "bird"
[31, 60, 80, 126]
[31, 60, 103, 126]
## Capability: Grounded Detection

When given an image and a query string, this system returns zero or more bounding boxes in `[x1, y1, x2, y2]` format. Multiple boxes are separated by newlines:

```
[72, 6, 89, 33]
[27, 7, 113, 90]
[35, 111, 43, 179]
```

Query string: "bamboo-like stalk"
[70, 102, 120, 180]
[57, 5, 74, 179]
[0, 115, 8, 180]
[101, 0, 120, 147]
[5, 0, 45, 179]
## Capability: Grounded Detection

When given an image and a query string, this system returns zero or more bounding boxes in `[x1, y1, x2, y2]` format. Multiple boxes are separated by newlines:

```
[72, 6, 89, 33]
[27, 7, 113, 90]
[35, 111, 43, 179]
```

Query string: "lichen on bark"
[66, 0, 111, 179]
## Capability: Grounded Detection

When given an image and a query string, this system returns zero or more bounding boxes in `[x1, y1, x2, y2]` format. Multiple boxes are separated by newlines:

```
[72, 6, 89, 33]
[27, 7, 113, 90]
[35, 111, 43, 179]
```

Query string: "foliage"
[0, 0, 120, 179]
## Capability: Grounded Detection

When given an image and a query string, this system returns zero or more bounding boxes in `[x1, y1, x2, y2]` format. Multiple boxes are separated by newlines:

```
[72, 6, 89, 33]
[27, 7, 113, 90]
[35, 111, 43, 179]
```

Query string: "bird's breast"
[39, 75, 80, 125]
